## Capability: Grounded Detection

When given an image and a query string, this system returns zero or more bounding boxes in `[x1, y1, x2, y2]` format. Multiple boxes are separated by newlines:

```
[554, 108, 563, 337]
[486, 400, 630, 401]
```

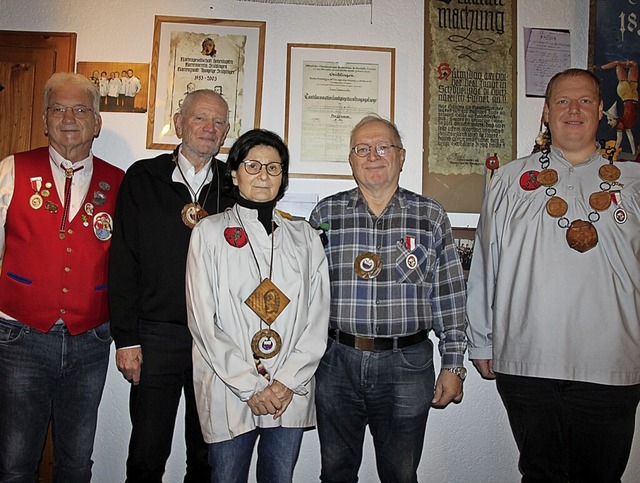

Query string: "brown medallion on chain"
[181, 202, 204, 228]
[245, 278, 290, 325]
[251, 328, 282, 359]
[566, 219, 598, 253]
[599, 164, 621, 182]
[537, 168, 558, 186]
[546, 196, 568, 218]
[588, 191, 612, 212]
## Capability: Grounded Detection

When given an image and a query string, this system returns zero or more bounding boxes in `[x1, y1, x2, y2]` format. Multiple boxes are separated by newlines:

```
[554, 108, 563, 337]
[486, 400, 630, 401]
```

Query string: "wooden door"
[0, 31, 76, 159]
[0, 30, 77, 483]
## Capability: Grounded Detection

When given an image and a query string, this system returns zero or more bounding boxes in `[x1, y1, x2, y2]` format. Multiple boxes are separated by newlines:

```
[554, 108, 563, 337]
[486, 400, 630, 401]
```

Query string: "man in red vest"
[0, 72, 124, 482]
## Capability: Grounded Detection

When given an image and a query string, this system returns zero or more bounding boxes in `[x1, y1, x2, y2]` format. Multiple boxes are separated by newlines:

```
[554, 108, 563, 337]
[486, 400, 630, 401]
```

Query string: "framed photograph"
[589, 0, 640, 161]
[76, 62, 149, 113]
[285, 43, 395, 179]
[146, 16, 266, 151]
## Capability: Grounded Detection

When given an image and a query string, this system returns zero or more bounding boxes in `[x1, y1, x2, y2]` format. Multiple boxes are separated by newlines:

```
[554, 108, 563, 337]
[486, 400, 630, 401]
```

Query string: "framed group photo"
[146, 15, 266, 151]
[77, 62, 149, 113]
[285, 43, 395, 179]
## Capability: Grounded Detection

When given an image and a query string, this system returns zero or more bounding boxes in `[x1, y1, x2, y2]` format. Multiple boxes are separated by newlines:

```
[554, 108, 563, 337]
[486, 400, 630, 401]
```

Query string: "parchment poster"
[423, 0, 516, 213]
[165, 31, 246, 138]
[300, 61, 379, 163]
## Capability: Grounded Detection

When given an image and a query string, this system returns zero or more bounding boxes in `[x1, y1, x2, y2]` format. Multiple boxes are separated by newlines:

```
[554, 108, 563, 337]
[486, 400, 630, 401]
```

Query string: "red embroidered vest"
[0, 147, 124, 334]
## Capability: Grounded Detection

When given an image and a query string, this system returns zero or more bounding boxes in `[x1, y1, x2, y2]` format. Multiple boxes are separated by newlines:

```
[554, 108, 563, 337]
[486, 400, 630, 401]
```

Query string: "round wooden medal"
[251, 328, 282, 359]
[599, 164, 621, 182]
[546, 196, 568, 218]
[354, 252, 383, 279]
[536, 168, 558, 187]
[566, 219, 598, 253]
[181, 202, 202, 228]
[588, 191, 612, 212]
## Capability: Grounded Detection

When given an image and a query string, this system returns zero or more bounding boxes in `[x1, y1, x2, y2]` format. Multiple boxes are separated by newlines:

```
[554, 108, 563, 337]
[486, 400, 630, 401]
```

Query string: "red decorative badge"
[519, 170, 541, 191]
[485, 154, 500, 171]
[224, 227, 248, 248]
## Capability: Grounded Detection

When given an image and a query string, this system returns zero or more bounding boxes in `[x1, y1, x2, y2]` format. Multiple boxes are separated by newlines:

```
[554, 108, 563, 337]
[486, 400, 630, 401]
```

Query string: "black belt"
[328, 328, 428, 351]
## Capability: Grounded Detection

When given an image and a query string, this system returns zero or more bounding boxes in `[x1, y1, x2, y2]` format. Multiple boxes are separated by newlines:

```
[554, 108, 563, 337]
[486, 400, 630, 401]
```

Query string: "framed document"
[285, 43, 395, 179]
[146, 15, 266, 152]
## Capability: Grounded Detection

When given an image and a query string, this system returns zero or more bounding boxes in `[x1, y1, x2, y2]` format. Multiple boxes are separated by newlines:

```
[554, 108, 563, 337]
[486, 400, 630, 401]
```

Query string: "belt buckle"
[354, 336, 375, 351]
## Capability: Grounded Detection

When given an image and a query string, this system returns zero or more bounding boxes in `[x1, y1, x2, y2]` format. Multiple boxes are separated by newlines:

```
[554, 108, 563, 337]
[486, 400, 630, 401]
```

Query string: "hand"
[115, 347, 143, 385]
[471, 359, 496, 380]
[270, 380, 294, 419]
[247, 386, 283, 417]
[431, 370, 463, 408]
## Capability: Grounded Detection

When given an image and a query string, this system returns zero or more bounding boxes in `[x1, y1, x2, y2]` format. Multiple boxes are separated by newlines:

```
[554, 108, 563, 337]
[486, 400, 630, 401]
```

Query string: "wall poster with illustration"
[590, 0, 640, 161]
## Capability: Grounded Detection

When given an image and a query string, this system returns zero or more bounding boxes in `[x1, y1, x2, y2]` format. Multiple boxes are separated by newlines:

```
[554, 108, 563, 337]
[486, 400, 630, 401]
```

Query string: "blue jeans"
[496, 373, 640, 483]
[0, 318, 110, 483]
[208, 427, 304, 483]
[315, 338, 435, 483]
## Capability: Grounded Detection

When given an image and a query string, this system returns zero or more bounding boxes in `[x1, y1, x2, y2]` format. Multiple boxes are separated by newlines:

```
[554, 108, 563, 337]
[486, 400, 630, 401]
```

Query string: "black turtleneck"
[236, 196, 278, 235]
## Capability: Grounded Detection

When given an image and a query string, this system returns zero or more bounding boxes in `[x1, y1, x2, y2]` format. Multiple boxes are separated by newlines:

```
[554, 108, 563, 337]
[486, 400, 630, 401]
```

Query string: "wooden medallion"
[566, 219, 598, 253]
[599, 164, 621, 182]
[536, 168, 558, 187]
[588, 191, 612, 212]
[546, 196, 568, 218]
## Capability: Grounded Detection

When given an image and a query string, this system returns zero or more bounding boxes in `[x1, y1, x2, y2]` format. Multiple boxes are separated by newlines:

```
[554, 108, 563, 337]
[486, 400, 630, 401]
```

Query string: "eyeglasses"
[47, 105, 94, 119]
[242, 160, 283, 176]
[351, 143, 402, 158]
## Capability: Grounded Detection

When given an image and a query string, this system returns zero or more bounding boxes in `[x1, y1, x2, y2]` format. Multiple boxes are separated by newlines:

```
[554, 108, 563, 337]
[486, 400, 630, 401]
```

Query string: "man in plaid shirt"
[309, 115, 467, 483]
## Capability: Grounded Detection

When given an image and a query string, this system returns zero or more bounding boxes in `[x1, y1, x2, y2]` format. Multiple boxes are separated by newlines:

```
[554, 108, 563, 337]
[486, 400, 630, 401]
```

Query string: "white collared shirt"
[171, 147, 213, 201]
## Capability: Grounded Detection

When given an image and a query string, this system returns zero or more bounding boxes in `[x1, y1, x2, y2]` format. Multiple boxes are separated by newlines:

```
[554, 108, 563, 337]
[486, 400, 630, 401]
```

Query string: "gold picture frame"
[146, 15, 266, 152]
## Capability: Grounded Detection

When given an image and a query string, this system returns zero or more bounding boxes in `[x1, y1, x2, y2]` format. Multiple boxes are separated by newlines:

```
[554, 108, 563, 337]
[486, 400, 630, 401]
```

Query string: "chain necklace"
[538, 145, 622, 252]
[234, 205, 289, 364]
[174, 149, 219, 228]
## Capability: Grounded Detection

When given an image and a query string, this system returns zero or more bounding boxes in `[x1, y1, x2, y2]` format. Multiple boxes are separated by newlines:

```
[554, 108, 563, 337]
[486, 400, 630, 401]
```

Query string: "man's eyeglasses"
[46, 105, 94, 119]
[241, 160, 283, 176]
[351, 143, 402, 158]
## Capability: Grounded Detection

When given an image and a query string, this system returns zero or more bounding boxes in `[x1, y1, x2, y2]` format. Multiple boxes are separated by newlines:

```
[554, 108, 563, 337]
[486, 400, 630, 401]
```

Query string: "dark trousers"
[496, 373, 640, 483]
[126, 321, 210, 483]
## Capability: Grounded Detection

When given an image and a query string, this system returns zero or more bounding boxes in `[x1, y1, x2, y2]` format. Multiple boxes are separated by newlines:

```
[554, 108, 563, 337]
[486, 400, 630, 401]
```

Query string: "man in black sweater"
[109, 89, 235, 482]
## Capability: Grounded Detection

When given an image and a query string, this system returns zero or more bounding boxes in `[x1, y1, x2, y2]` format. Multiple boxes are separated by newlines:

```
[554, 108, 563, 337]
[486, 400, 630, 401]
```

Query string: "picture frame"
[146, 15, 266, 152]
[76, 62, 150, 113]
[589, 0, 640, 161]
[285, 43, 395, 179]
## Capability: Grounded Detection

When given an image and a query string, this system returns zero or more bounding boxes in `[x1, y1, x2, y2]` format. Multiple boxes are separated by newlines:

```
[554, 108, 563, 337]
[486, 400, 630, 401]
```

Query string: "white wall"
[1, 0, 639, 481]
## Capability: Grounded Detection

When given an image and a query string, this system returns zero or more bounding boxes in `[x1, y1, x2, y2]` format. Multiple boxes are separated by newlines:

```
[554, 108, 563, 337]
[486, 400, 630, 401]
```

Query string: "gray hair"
[350, 114, 403, 148]
[43, 72, 101, 114]
[179, 89, 229, 123]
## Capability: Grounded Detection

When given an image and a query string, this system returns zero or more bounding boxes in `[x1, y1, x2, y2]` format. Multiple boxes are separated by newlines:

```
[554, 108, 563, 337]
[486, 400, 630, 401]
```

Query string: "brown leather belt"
[328, 328, 428, 351]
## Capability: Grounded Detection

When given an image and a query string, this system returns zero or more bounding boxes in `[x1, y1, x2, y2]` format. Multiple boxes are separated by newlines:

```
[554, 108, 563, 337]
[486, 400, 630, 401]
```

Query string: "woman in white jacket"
[186, 129, 330, 483]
